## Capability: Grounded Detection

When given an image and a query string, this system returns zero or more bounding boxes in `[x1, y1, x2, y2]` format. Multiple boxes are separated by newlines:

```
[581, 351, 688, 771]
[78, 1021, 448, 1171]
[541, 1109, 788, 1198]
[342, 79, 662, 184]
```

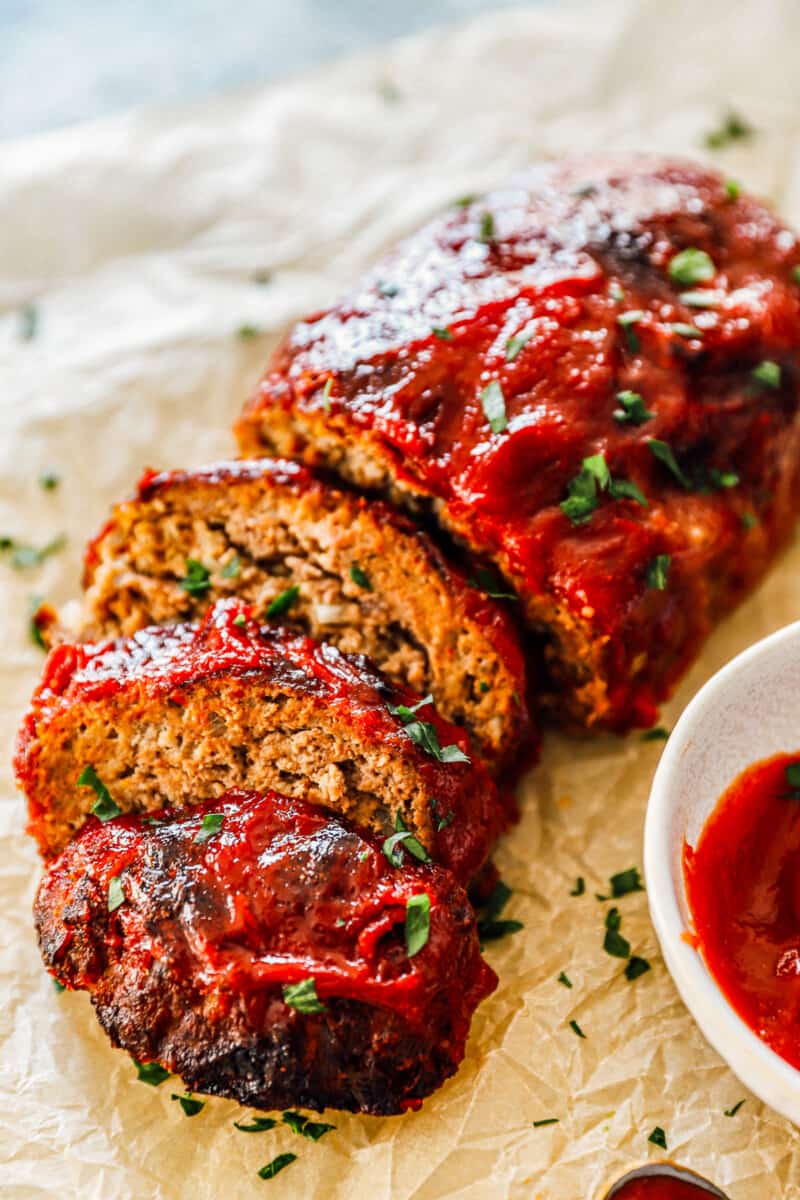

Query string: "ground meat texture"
[77, 457, 530, 769]
[34, 789, 497, 1115]
[236, 156, 800, 731]
[16, 598, 508, 871]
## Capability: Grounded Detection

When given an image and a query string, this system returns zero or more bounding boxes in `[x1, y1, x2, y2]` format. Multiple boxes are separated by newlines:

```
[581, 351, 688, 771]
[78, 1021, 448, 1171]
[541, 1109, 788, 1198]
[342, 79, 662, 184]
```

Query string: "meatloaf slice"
[76, 457, 530, 769]
[16, 599, 507, 874]
[34, 788, 497, 1116]
[236, 156, 800, 731]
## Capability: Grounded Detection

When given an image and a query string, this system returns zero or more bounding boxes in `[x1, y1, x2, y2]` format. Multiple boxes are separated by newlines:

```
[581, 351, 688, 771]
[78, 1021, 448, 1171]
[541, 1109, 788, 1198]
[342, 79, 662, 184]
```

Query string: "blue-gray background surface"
[0, 0, 549, 140]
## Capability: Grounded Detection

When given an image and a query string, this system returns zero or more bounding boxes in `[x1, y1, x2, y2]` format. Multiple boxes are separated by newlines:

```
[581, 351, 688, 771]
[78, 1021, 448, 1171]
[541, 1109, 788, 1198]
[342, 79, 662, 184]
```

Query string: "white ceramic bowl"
[645, 620, 800, 1126]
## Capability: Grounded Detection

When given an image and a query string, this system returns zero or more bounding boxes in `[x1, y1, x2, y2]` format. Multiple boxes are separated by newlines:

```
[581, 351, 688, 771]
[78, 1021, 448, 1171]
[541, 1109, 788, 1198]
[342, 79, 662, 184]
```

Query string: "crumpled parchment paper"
[4, 1, 800, 1196]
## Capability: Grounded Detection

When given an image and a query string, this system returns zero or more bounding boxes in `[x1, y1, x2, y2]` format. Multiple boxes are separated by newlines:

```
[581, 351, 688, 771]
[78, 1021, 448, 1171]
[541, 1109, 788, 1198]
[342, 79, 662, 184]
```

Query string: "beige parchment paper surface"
[4, 1, 800, 1195]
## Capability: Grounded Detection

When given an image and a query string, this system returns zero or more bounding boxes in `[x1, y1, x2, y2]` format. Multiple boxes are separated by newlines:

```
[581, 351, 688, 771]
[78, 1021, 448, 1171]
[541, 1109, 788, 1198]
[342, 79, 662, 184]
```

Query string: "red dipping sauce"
[607, 1167, 725, 1199]
[684, 751, 800, 1068]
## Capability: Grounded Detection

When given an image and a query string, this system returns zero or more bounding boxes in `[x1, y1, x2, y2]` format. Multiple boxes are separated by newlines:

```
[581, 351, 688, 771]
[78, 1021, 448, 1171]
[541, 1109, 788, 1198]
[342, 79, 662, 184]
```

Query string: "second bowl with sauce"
[645, 619, 800, 1126]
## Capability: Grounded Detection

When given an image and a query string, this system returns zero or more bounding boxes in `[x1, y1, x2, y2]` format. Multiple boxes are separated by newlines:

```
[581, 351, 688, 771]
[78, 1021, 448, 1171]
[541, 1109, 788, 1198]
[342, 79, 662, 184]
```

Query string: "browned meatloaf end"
[235, 156, 800, 731]
[16, 599, 508, 875]
[34, 789, 497, 1116]
[77, 457, 531, 769]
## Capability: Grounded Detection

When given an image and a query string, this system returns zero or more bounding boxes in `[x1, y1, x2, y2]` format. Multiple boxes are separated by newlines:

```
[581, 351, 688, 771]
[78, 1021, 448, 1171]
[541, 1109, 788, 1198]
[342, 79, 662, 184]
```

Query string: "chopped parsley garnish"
[282, 1111, 336, 1141]
[479, 681, 490, 693]
[477, 880, 523, 944]
[455, 194, 477, 208]
[179, 558, 211, 596]
[680, 289, 720, 308]
[648, 439, 690, 488]
[532, 1118, 560, 1127]
[389, 694, 470, 763]
[478, 212, 495, 243]
[19, 302, 38, 341]
[625, 956, 652, 981]
[195, 812, 224, 844]
[283, 977, 325, 1013]
[561, 453, 646, 525]
[570, 877, 586, 897]
[618, 310, 645, 352]
[648, 1126, 667, 1149]
[782, 763, 800, 799]
[724, 1099, 746, 1118]
[52, 977, 66, 992]
[1, 534, 66, 570]
[708, 468, 739, 490]
[266, 585, 300, 618]
[172, 1093, 205, 1117]
[741, 511, 759, 530]
[405, 891, 431, 957]
[793, 266, 800, 286]
[78, 765, 121, 822]
[322, 377, 333, 412]
[557, 971, 573, 989]
[668, 248, 716, 287]
[108, 876, 125, 913]
[349, 563, 372, 590]
[642, 727, 670, 742]
[39, 471, 60, 490]
[430, 796, 454, 831]
[258, 1154, 297, 1181]
[237, 324, 260, 340]
[752, 360, 781, 389]
[645, 554, 671, 591]
[614, 391, 653, 425]
[671, 322, 704, 339]
[505, 329, 534, 362]
[132, 1058, 171, 1086]
[704, 110, 753, 150]
[569, 1019, 586, 1039]
[234, 1116, 278, 1132]
[724, 179, 741, 200]
[432, 326, 453, 341]
[468, 567, 516, 599]
[221, 554, 241, 579]
[29, 596, 47, 650]
[233, 613, 247, 628]
[608, 477, 647, 506]
[382, 812, 431, 867]
[603, 907, 631, 959]
[480, 380, 508, 434]
[610, 867, 645, 897]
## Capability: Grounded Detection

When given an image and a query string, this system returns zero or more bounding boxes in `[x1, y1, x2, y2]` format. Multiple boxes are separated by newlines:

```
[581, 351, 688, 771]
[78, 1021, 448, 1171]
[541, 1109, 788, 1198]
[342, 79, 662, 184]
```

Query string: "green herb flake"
[793, 266, 800, 286]
[648, 1126, 668, 1149]
[432, 326, 453, 341]
[642, 727, 670, 742]
[39, 471, 60, 491]
[560, 454, 607, 525]
[479, 681, 490, 693]
[179, 558, 211, 597]
[132, 1058, 171, 1086]
[646, 554, 671, 591]
[405, 891, 431, 957]
[724, 1099, 746, 1118]
[52, 977, 66, 993]
[610, 867, 645, 897]
[253, 269, 272, 286]
[476, 879, 523, 946]
[78, 765, 121, 822]
[29, 596, 47, 650]
[625, 956, 652, 981]
[430, 796, 454, 831]
[613, 390, 654, 425]
[237, 324, 260, 340]
[233, 613, 247, 628]
[172, 1092, 205, 1117]
[570, 877, 586, 897]
[603, 907, 631, 959]
[283, 977, 325, 1014]
[257, 1154, 297, 1181]
[557, 971, 573, 989]
[195, 812, 224, 844]
[282, 1111, 336, 1141]
[389, 694, 470, 764]
[741, 511, 759, 531]
[705, 110, 753, 150]
[609, 282, 625, 302]
[468, 567, 516, 599]
[618, 310, 646, 353]
[349, 563, 372, 590]
[532, 1118, 560, 1127]
[569, 1019, 587, 1039]
[221, 554, 241, 579]
[480, 380, 508, 434]
[607, 477, 647, 507]
[680, 289, 720, 308]
[724, 179, 741, 201]
[234, 1116, 278, 1132]
[783, 762, 800, 799]
[708, 468, 740, 490]
[671, 322, 704, 340]
[752, 360, 781, 389]
[478, 212, 495, 243]
[382, 812, 431, 867]
[1, 534, 67, 570]
[455, 194, 477, 208]
[19, 302, 38, 341]
[648, 439, 690, 488]
[322, 377, 333, 412]
[668, 248, 716, 287]
[108, 875, 125, 913]
[266, 585, 300, 618]
[505, 329, 534, 362]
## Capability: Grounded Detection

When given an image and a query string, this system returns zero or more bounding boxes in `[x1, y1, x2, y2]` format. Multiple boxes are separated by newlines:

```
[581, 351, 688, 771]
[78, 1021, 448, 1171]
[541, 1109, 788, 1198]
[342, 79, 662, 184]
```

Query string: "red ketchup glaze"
[684, 752, 800, 1068]
[608, 1171, 724, 1199]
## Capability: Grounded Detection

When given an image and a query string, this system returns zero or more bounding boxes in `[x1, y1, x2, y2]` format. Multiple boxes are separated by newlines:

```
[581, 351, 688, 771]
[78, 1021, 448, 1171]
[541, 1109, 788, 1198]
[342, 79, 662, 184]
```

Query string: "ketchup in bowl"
[605, 1164, 728, 1199]
[684, 752, 800, 1068]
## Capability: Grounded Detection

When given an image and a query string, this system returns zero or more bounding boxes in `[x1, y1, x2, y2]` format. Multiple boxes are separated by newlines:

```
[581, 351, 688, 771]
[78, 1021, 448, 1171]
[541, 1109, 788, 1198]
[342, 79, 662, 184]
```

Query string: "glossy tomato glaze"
[244, 157, 800, 728]
[608, 1170, 724, 1200]
[684, 752, 800, 1068]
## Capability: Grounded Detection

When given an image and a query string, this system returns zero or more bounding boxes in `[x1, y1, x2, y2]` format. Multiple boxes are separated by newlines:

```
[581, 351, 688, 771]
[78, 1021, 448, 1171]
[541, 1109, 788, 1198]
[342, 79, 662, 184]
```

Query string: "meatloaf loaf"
[16, 598, 507, 874]
[34, 788, 497, 1115]
[75, 457, 530, 769]
[236, 156, 800, 731]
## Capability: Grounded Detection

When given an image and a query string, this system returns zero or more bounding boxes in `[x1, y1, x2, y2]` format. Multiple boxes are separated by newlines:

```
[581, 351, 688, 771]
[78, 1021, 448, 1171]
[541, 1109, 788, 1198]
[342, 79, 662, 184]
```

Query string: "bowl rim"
[644, 619, 800, 1124]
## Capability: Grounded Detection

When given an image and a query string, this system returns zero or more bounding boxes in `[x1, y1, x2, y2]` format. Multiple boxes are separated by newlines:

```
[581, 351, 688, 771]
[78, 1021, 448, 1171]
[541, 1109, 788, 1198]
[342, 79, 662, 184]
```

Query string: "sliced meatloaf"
[34, 788, 497, 1115]
[236, 156, 800, 731]
[76, 457, 530, 769]
[16, 599, 508, 873]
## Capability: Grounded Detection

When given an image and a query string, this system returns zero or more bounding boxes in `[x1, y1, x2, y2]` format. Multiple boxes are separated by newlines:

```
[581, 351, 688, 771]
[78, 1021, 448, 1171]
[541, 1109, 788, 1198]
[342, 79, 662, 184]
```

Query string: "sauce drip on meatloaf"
[237, 156, 800, 731]
[75, 456, 531, 769]
[34, 788, 497, 1115]
[16, 598, 509, 874]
